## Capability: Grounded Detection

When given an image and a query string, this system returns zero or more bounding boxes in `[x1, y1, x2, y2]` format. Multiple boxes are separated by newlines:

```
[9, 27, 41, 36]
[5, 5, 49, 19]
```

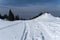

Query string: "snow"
[0, 13, 60, 40]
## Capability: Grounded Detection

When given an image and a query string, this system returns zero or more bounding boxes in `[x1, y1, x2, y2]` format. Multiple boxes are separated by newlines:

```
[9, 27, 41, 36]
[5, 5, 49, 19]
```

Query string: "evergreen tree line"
[30, 12, 44, 19]
[0, 9, 44, 21]
[0, 9, 20, 21]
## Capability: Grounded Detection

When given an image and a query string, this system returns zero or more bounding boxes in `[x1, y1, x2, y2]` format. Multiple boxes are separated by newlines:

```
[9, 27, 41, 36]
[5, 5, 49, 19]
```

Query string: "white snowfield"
[0, 13, 60, 40]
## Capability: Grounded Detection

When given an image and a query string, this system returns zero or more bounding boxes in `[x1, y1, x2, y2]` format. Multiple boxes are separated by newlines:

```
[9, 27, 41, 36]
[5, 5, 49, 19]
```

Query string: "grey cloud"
[0, 4, 59, 19]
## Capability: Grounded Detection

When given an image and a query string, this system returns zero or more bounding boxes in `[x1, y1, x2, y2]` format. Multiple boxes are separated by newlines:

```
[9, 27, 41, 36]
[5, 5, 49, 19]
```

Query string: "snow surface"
[0, 13, 60, 40]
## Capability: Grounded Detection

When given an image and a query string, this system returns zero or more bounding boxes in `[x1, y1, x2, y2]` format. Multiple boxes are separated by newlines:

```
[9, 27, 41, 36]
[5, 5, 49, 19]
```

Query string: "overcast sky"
[0, 0, 58, 6]
[0, 0, 60, 18]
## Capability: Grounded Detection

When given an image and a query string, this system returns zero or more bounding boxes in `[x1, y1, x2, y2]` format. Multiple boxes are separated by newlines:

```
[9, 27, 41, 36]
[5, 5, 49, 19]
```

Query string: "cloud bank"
[0, 0, 60, 18]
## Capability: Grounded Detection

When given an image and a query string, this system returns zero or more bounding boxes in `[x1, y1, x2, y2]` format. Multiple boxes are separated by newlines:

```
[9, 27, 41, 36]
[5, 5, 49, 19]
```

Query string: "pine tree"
[1, 15, 5, 19]
[4, 14, 8, 19]
[15, 15, 20, 20]
[0, 14, 1, 18]
[8, 9, 14, 21]
[0, 14, 4, 19]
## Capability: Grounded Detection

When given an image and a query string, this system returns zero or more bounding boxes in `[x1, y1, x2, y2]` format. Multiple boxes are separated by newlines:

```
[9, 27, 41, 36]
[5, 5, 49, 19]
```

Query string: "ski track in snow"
[0, 21, 21, 30]
[0, 21, 28, 40]
[34, 19, 60, 40]
[0, 13, 60, 40]
[21, 26, 26, 40]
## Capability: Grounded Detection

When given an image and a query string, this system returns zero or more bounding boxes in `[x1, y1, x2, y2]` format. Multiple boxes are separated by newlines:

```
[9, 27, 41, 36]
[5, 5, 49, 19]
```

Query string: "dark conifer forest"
[0, 9, 44, 21]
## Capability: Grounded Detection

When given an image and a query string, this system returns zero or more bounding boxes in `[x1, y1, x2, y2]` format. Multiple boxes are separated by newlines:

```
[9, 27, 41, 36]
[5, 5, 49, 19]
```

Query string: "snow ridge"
[0, 13, 60, 40]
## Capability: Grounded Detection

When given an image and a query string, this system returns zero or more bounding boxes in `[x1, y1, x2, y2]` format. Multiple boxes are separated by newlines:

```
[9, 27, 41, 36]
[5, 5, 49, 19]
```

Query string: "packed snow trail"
[21, 22, 28, 40]
[0, 21, 22, 30]
[0, 13, 60, 40]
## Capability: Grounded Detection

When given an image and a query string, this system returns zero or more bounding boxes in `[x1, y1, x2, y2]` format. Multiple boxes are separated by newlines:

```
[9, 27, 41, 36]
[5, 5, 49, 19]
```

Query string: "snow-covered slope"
[0, 13, 60, 40]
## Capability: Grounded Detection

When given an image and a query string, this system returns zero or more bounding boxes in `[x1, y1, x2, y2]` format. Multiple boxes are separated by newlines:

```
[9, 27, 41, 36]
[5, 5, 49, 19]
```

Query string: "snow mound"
[35, 13, 60, 22]
[41, 13, 54, 17]
[36, 13, 54, 19]
[0, 13, 60, 40]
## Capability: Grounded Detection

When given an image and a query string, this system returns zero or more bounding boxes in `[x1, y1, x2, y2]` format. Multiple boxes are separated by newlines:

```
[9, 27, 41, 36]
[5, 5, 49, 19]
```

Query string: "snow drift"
[0, 13, 60, 40]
